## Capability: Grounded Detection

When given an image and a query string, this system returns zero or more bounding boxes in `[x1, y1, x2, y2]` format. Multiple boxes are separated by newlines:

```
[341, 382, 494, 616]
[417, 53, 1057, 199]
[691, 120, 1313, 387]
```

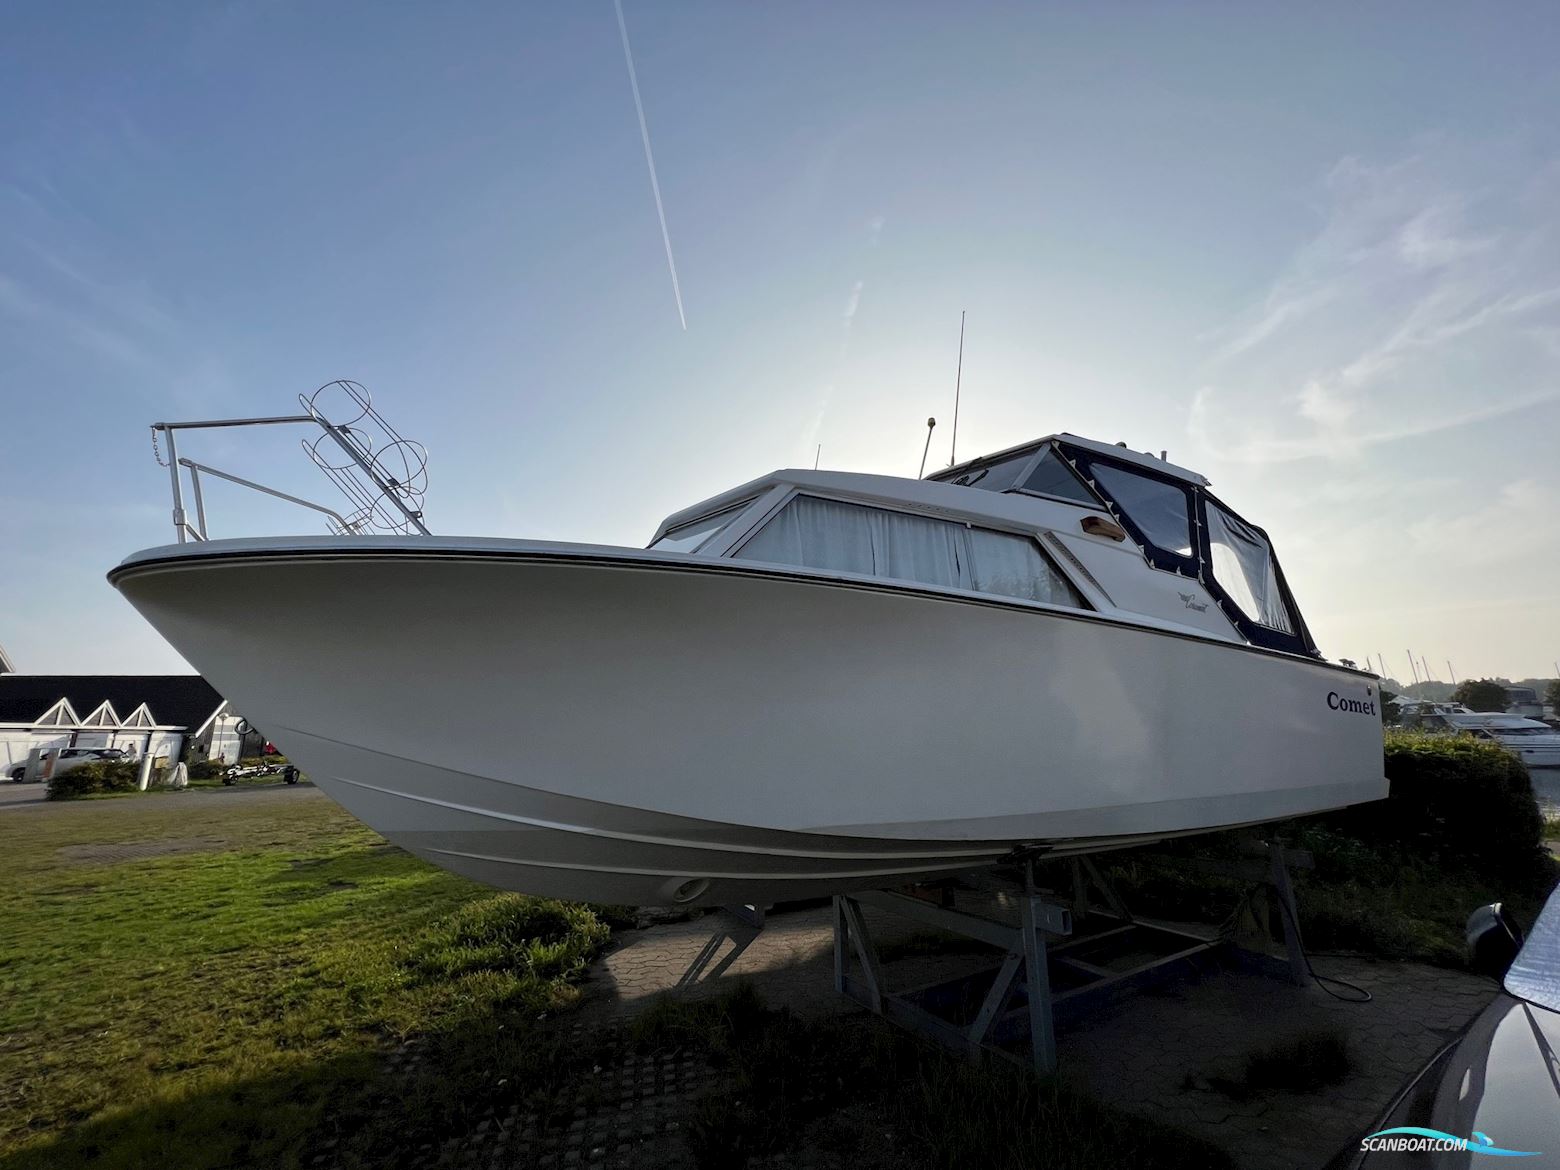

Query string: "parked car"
[8, 746, 128, 783]
[1330, 894, 1560, 1165]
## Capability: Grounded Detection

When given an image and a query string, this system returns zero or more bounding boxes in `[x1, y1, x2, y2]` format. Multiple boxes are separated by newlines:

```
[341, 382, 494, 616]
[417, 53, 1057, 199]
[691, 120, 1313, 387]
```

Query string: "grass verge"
[0, 791, 610, 1169]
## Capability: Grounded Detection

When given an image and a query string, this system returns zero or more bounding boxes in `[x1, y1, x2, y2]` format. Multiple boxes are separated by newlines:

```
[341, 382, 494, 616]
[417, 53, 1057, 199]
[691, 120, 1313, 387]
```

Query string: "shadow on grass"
[6, 978, 1236, 1170]
[0, 1004, 607, 1170]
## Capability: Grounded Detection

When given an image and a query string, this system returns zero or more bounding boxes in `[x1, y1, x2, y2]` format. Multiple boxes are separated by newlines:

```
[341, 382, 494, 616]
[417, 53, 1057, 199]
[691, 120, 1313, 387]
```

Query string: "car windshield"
[1506, 885, 1560, 1013]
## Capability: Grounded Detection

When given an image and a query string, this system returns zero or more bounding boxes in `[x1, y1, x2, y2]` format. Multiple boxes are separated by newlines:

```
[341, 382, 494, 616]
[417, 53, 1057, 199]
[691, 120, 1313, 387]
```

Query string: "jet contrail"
[614, 0, 686, 330]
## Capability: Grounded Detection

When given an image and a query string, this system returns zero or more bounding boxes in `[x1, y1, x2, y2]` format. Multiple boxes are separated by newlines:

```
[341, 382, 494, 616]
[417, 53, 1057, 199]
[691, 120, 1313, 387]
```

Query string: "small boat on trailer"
[112, 426, 1386, 906]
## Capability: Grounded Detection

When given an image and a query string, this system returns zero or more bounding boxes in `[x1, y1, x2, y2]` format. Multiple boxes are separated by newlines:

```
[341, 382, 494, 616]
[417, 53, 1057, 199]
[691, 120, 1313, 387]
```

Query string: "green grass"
[630, 984, 1234, 1170]
[0, 793, 611, 1169]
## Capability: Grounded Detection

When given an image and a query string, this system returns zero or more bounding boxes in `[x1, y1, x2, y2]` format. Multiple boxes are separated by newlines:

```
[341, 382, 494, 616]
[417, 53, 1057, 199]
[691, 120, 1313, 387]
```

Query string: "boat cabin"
[648, 433, 1321, 660]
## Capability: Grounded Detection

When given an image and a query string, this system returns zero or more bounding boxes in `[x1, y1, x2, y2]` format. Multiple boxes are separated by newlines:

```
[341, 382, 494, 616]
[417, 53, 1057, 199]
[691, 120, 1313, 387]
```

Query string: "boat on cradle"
[112, 430, 1387, 906]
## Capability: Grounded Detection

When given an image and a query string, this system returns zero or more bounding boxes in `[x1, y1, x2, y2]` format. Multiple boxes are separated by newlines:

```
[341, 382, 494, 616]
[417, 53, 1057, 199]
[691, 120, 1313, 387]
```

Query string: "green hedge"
[188, 760, 227, 780]
[46, 760, 141, 800]
[1321, 728, 1546, 884]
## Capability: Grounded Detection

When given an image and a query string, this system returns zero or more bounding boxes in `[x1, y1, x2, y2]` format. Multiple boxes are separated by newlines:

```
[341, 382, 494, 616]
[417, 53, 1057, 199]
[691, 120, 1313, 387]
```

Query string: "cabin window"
[734, 495, 1087, 608]
[1018, 448, 1099, 505]
[1088, 463, 1194, 556]
[1205, 503, 1294, 633]
[650, 502, 750, 553]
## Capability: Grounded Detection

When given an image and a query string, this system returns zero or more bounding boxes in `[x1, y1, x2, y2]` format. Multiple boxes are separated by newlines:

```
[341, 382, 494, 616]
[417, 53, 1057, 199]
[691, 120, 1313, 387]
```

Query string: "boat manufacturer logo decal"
[1328, 686, 1377, 716]
[1360, 1127, 1539, 1157]
[1176, 591, 1208, 613]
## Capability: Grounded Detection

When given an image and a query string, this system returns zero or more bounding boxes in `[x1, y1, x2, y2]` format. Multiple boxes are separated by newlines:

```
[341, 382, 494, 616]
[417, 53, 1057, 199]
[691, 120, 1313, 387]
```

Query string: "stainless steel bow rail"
[150, 380, 430, 543]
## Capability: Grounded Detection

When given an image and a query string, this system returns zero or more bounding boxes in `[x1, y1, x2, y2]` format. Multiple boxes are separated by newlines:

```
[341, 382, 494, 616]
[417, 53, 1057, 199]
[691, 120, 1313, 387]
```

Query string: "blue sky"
[2, 2, 1558, 681]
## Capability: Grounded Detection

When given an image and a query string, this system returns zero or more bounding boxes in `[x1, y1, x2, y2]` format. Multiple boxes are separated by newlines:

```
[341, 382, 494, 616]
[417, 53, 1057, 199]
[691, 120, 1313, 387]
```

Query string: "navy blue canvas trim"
[1055, 444, 1321, 659]
[1196, 492, 1320, 658]
[1056, 445, 1201, 577]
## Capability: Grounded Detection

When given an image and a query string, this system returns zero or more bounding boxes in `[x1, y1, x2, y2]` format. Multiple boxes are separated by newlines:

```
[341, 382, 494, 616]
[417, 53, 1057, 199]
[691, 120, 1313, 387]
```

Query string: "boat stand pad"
[833, 843, 1311, 1073]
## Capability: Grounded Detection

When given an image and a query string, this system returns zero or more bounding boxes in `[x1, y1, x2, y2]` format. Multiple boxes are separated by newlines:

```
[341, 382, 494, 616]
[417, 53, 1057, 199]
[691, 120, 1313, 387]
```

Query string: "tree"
[1546, 679, 1560, 712]
[1379, 688, 1399, 725]
[1452, 678, 1510, 712]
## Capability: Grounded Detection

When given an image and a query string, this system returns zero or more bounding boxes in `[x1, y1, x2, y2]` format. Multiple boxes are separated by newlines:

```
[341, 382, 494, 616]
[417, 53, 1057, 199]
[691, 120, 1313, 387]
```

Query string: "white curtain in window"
[964, 528, 1083, 607]
[738, 496, 1085, 609]
[739, 497, 962, 586]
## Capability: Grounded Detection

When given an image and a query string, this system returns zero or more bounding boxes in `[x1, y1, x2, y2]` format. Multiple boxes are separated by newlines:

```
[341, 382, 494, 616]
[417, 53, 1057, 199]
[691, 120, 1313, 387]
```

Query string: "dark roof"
[0, 675, 225, 729]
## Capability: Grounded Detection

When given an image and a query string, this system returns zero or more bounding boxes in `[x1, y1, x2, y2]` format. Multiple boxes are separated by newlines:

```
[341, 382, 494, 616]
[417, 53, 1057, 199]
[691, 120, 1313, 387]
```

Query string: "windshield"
[650, 502, 750, 553]
[1017, 449, 1099, 505]
[942, 449, 1038, 493]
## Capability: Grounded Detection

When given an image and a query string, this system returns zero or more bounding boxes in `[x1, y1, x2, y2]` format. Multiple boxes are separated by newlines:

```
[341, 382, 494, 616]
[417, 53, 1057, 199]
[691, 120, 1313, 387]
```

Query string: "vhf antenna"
[949, 310, 965, 467]
[919, 417, 937, 478]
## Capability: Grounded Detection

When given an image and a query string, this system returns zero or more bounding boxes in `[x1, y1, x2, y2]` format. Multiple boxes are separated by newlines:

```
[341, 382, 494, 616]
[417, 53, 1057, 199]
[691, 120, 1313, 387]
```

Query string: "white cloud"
[842, 279, 863, 327]
[1191, 147, 1560, 465]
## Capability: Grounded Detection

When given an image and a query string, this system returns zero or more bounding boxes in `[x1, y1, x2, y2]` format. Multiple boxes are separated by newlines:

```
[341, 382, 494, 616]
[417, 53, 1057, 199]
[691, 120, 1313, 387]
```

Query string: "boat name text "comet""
[1327, 692, 1376, 716]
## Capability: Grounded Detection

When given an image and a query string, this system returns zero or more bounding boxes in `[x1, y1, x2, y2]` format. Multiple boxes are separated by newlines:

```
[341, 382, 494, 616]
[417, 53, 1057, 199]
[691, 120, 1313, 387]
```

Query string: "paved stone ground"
[479, 902, 1493, 1170]
[0, 781, 49, 809]
[0, 777, 322, 814]
[1056, 957, 1491, 1169]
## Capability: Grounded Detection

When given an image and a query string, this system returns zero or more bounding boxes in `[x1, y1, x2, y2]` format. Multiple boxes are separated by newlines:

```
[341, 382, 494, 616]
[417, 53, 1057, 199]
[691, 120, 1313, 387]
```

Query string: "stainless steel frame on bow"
[150, 382, 431, 543]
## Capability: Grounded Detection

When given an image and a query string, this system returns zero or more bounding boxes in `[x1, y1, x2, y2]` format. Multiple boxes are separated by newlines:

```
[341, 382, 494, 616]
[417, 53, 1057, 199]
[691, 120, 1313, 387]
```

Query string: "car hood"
[1359, 992, 1560, 1163]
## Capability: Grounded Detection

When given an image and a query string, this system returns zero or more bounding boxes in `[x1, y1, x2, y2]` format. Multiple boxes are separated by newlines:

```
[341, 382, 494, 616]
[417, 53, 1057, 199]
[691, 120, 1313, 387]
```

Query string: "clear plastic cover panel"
[1205, 504, 1294, 633]
[736, 496, 1087, 608]
[1088, 464, 1194, 556]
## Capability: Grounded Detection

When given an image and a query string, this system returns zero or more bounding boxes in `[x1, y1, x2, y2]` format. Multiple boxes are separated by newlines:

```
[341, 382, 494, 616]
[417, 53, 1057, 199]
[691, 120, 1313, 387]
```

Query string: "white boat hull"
[1511, 746, 1560, 769]
[111, 538, 1387, 905]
